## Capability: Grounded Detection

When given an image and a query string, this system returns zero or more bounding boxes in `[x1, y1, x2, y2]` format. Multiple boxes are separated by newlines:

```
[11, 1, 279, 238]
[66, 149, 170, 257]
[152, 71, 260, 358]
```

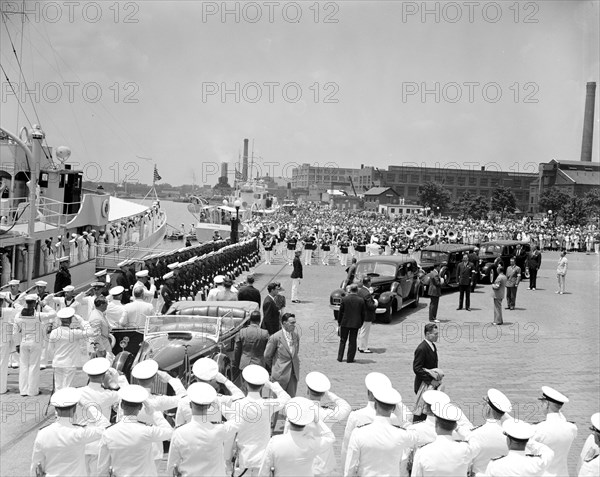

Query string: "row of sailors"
[31, 355, 598, 477]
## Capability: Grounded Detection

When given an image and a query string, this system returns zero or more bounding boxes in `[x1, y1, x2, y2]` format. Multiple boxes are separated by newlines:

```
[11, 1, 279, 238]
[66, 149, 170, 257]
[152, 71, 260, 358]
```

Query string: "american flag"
[235, 168, 243, 180]
[153, 165, 162, 182]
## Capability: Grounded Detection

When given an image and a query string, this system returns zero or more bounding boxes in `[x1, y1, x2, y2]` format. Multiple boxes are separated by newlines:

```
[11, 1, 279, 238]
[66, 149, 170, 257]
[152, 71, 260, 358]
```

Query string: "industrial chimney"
[580, 82, 596, 162]
[221, 162, 228, 179]
[242, 139, 249, 181]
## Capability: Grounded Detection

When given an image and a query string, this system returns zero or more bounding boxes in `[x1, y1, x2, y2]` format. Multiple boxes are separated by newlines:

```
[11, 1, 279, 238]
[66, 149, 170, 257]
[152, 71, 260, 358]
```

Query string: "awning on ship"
[109, 197, 149, 222]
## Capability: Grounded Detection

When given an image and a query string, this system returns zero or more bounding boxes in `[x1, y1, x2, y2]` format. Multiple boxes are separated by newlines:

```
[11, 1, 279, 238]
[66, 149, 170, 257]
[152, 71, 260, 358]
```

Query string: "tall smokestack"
[221, 162, 228, 179]
[580, 82, 596, 162]
[242, 139, 249, 181]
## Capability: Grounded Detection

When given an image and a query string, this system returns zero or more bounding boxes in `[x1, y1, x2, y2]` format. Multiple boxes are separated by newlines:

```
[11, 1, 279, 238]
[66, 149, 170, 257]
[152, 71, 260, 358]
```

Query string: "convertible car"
[110, 301, 259, 390]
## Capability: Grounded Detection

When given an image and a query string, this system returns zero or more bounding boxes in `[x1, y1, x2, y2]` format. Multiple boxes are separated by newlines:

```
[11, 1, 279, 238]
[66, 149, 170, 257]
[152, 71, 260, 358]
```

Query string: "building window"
[423, 175, 430, 182]
[411, 175, 419, 183]
[446, 176, 454, 185]
[407, 186, 418, 196]
[457, 177, 466, 186]
[469, 176, 477, 186]
[480, 178, 488, 187]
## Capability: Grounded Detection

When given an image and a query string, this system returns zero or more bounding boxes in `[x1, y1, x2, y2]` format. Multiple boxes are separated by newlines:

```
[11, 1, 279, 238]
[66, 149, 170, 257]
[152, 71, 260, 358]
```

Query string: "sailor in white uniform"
[119, 287, 155, 328]
[207, 275, 226, 301]
[530, 386, 578, 477]
[30, 387, 104, 477]
[345, 385, 417, 477]
[97, 385, 174, 477]
[228, 365, 290, 477]
[578, 413, 600, 477]
[0, 293, 18, 394]
[341, 372, 412, 467]
[484, 418, 554, 476]
[105, 286, 126, 328]
[47, 308, 90, 389]
[467, 388, 513, 474]
[411, 402, 479, 476]
[167, 382, 241, 477]
[258, 397, 335, 477]
[133, 270, 156, 303]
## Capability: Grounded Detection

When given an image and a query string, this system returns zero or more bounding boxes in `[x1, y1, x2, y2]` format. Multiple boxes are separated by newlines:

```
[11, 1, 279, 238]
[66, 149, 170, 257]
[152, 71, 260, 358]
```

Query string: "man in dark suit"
[233, 310, 269, 380]
[337, 284, 366, 363]
[526, 246, 542, 290]
[290, 251, 303, 303]
[427, 263, 442, 322]
[456, 254, 474, 311]
[357, 277, 378, 353]
[237, 275, 261, 305]
[261, 283, 281, 335]
[412, 323, 439, 422]
[264, 313, 300, 397]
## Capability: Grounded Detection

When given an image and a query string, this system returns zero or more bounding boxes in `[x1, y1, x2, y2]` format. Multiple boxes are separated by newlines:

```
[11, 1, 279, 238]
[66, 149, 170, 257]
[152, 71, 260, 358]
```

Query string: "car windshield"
[355, 262, 397, 279]
[145, 315, 220, 338]
[421, 251, 449, 262]
[480, 244, 502, 255]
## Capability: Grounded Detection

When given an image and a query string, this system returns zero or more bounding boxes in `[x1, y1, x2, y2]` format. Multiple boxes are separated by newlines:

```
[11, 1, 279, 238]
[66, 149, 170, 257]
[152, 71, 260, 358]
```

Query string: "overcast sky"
[1, 0, 598, 186]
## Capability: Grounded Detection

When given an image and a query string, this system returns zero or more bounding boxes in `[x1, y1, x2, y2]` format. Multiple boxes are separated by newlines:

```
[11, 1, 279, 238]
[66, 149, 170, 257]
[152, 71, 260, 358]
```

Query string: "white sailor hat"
[371, 384, 402, 405]
[82, 231, 88, 235]
[167, 262, 180, 270]
[187, 382, 218, 405]
[242, 365, 269, 386]
[305, 371, 331, 393]
[83, 357, 111, 376]
[35, 281, 48, 287]
[502, 418, 535, 440]
[131, 359, 159, 380]
[63, 285, 75, 292]
[432, 402, 463, 422]
[50, 387, 81, 408]
[71, 233, 77, 238]
[109, 286, 124, 296]
[8, 279, 20, 286]
[119, 384, 149, 404]
[57, 308, 75, 320]
[213, 275, 225, 284]
[95, 270, 107, 277]
[286, 397, 316, 426]
[422, 389, 451, 406]
[58, 256, 70, 262]
[364, 372, 392, 392]
[486, 388, 512, 414]
[25, 294, 38, 301]
[539, 386, 569, 405]
[163, 272, 175, 280]
[135, 270, 149, 278]
[192, 358, 218, 381]
[591, 413, 600, 432]
[91, 282, 105, 288]
[117, 260, 129, 267]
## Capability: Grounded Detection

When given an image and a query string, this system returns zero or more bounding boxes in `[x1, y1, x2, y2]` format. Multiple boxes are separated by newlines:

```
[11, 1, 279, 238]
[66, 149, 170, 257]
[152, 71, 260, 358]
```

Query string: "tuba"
[405, 228, 415, 239]
[426, 226, 436, 238]
[447, 230, 457, 241]
[268, 225, 279, 236]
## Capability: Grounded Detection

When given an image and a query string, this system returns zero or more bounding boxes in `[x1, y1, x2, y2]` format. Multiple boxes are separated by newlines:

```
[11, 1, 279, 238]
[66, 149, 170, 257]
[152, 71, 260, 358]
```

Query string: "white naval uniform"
[578, 454, 600, 476]
[120, 299, 154, 328]
[401, 416, 438, 476]
[577, 435, 599, 476]
[12, 306, 56, 396]
[227, 383, 290, 473]
[344, 415, 418, 477]
[30, 416, 103, 477]
[467, 419, 509, 474]
[531, 412, 578, 476]
[411, 434, 479, 477]
[0, 306, 17, 394]
[47, 318, 90, 389]
[97, 412, 173, 477]
[341, 401, 412, 467]
[175, 379, 244, 426]
[167, 415, 241, 477]
[87, 309, 113, 359]
[133, 280, 156, 303]
[207, 286, 225, 301]
[258, 420, 335, 477]
[484, 441, 554, 476]
[105, 299, 126, 329]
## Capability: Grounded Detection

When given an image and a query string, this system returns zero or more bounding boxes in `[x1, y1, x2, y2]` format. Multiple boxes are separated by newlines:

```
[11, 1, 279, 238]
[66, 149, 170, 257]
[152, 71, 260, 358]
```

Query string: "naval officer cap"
[364, 372, 392, 392]
[25, 294, 38, 301]
[187, 382, 217, 405]
[213, 275, 225, 285]
[167, 262, 180, 270]
[591, 413, 600, 432]
[502, 418, 535, 441]
[83, 357, 111, 376]
[51, 387, 81, 408]
[305, 371, 331, 393]
[371, 384, 402, 406]
[119, 384, 149, 404]
[135, 270, 149, 278]
[539, 386, 569, 405]
[35, 280, 48, 287]
[91, 282, 105, 288]
[432, 402, 463, 422]
[131, 359, 159, 380]
[95, 270, 107, 278]
[163, 271, 175, 280]
[58, 256, 70, 263]
[57, 308, 75, 320]
[242, 365, 269, 386]
[8, 279, 20, 286]
[485, 388, 512, 414]
[193, 358, 219, 381]
[285, 397, 316, 426]
[63, 285, 75, 292]
[109, 286, 124, 296]
[423, 389, 451, 407]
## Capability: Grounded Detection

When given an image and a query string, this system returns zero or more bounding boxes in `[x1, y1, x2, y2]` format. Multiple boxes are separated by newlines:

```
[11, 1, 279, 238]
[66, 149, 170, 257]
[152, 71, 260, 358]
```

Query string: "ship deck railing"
[0, 196, 80, 228]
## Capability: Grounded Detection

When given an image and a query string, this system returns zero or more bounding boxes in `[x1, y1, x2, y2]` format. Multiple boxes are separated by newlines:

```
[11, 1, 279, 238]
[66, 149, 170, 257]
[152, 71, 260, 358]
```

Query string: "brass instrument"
[426, 226, 436, 238]
[405, 228, 415, 239]
[447, 230, 457, 240]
